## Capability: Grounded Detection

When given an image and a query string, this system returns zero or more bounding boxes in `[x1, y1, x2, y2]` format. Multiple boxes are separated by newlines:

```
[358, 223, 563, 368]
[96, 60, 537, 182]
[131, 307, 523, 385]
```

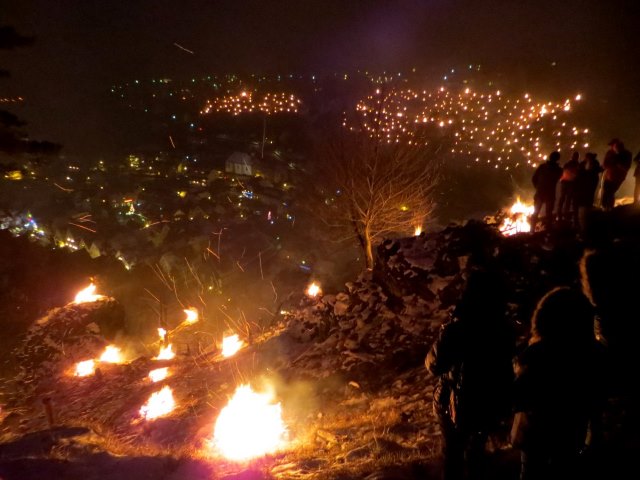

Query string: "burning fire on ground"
[221, 334, 244, 358]
[74, 283, 105, 304]
[148, 367, 169, 383]
[183, 307, 199, 325]
[414, 225, 423, 236]
[99, 345, 124, 364]
[306, 282, 321, 298]
[499, 198, 534, 236]
[212, 384, 287, 461]
[139, 385, 176, 420]
[155, 344, 175, 360]
[74, 359, 96, 377]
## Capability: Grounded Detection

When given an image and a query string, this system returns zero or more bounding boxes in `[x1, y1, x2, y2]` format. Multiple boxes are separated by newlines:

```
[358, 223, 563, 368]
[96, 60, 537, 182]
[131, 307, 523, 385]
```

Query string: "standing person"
[633, 151, 640, 204]
[531, 151, 562, 230]
[574, 153, 603, 231]
[512, 288, 607, 480]
[426, 269, 514, 480]
[557, 151, 580, 223]
[601, 139, 632, 210]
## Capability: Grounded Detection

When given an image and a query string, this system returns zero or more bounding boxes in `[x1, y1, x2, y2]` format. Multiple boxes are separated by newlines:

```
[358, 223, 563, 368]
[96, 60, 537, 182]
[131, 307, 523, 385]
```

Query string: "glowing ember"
[99, 345, 124, 364]
[139, 385, 175, 420]
[148, 367, 169, 382]
[212, 384, 287, 461]
[306, 282, 321, 298]
[157, 327, 167, 340]
[155, 344, 175, 360]
[499, 198, 535, 236]
[221, 334, 244, 358]
[74, 283, 104, 304]
[414, 226, 423, 236]
[183, 307, 199, 324]
[74, 359, 96, 377]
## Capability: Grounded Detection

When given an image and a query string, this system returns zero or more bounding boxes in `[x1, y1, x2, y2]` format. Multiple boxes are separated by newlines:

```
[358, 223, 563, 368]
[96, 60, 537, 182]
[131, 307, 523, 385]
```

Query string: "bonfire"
[139, 385, 175, 420]
[74, 359, 96, 377]
[414, 225, 423, 236]
[99, 345, 124, 364]
[155, 344, 175, 360]
[221, 334, 244, 358]
[306, 281, 321, 298]
[499, 198, 535, 236]
[74, 283, 105, 304]
[212, 384, 287, 461]
[148, 367, 169, 383]
[183, 307, 199, 325]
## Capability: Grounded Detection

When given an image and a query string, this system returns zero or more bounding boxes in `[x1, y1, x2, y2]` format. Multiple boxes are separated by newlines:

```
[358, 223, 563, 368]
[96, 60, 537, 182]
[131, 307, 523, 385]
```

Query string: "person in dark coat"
[512, 287, 607, 480]
[557, 151, 580, 223]
[574, 153, 603, 231]
[601, 139, 632, 210]
[531, 151, 562, 230]
[426, 269, 515, 480]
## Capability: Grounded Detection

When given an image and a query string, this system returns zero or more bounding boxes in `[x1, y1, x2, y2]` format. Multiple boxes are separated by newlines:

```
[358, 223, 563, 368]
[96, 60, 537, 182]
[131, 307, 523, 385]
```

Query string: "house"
[225, 152, 253, 176]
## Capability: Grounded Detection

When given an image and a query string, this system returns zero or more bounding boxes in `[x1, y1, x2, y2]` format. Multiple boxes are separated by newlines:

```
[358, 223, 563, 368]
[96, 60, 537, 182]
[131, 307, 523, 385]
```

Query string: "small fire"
[414, 225, 423, 236]
[155, 344, 175, 360]
[212, 384, 287, 461]
[157, 327, 167, 341]
[306, 282, 321, 298]
[222, 334, 244, 358]
[74, 283, 105, 304]
[139, 385, 175, 420]
[74, 359, 96, 377]
[148, 367, 169, 383]
[183, 307, 199, 324]
[499, 198, 535, 236]
[99, 345, 124, 364]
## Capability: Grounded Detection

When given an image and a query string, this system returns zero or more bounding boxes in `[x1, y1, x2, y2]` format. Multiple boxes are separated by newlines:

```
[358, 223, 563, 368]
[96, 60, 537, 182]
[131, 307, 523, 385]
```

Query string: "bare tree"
[316, 93, 441, 270]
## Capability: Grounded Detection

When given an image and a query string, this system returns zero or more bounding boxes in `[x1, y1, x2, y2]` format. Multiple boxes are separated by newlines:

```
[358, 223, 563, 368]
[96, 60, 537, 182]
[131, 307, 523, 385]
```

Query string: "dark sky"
[1, 0, 639, 156]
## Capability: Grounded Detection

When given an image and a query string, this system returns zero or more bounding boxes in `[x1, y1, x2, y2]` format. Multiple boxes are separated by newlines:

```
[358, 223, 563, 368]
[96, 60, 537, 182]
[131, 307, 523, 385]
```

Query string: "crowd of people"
[530, 139, 640, 231]
[426, 244, 639, 480]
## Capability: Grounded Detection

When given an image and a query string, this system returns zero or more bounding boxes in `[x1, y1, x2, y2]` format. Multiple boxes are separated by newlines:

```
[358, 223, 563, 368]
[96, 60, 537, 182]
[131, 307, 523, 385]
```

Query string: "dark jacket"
[426, 315, 514, 431]
[575, 159, 602, 207]
[532, 161, 562, 199]
[560, 158, 580, 183]
[603, 148, 632, 184]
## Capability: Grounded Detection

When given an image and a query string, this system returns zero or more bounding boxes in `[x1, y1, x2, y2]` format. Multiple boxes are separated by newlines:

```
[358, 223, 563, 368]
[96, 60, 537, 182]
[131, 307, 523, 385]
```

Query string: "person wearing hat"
[601, 139, 632, 210]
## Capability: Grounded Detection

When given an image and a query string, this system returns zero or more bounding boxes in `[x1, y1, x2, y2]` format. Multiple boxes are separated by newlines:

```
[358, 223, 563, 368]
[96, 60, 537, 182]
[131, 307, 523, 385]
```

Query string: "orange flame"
[157, 327, 167, 340]
[74, 359, 96, 377]
[306, 282, 321, 298]
[139, 385, 175, 420]
[74, 283, 105, 304]
[499, 198, 535, 236]
[183, 307, 199, 324]
[155, 344, 175, 360]
[99, 345, 124, 364]
[222, 334, 244, 358]
[414, 226, 423, 236]
[148, 367, 169, 383]
[212, 384, 287, 461]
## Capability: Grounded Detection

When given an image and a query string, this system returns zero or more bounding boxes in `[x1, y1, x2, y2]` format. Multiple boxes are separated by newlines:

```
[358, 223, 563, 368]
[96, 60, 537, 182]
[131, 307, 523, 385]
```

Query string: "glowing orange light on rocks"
[183, 307, 199, 324]
[499, 198, 535, 236]
[74, 284, 104, 304]
[155, 344, 175, 360]
[139, 385, 175, 420]
[74, 359, 96, 377]
[222, 334, 244, 358]
[212, 384, 287, 461]
[148, 367, 169, 383]
[99, 345, 124, 364]
[306, 282, 321, 298]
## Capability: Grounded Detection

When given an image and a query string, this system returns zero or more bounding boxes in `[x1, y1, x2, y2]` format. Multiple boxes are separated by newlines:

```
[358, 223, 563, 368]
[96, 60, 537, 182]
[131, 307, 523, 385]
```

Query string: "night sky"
[1, 0, 639, 156]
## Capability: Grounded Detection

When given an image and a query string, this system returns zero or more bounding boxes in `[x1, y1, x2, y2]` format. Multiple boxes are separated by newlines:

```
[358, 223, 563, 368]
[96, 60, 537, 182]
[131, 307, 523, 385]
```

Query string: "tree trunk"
[364, 230, 374, 270]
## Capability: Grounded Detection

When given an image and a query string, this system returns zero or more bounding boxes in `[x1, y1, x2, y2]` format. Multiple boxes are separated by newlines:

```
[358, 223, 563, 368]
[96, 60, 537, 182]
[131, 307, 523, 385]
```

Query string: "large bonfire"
[499, 198, 535, 236]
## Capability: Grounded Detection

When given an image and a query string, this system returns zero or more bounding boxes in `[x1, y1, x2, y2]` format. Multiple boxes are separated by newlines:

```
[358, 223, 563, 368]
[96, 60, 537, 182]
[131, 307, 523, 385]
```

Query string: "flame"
[74, 283, 105, 304]
[148, 367, 169, 382]
[183, 307, 199, 324]
[212, 384, 287, 461]
[139, 385, 175, 420]
[74, 359, 96, 377]
[306, 282, 321, 298]
[414, 226, 423, 236]
[155, 344, 175, 360]
[499, 198, 535, 236]
[99, 345, 124, 364]
[222, 334, 244, 358]
[157, 327, 167, 340]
